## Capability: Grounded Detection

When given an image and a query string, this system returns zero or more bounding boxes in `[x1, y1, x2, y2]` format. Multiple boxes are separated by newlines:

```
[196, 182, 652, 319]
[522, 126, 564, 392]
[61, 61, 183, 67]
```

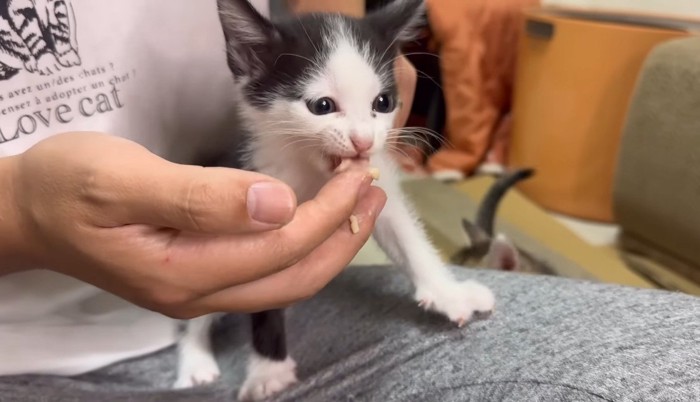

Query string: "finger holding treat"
[334, 158, 381, 234]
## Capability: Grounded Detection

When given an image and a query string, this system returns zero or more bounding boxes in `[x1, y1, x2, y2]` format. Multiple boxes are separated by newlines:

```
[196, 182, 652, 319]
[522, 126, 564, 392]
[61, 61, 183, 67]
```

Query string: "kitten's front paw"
[416, 279, 495, 327]
[238, 356, 298, 401]
[173, 354, 221, 389]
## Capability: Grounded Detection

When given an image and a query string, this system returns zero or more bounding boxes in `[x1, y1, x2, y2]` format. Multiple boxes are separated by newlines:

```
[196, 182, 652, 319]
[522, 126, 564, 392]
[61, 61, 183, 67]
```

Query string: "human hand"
[6, 132, 386, 318]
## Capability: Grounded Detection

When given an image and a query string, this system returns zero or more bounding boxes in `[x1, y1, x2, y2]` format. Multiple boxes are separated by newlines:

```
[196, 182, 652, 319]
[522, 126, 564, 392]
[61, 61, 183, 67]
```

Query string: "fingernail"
[337, 170, 373, 200]
[247, 182, 295, 225]
[354, 187, 387, 219]
[371, 192, 387, 216]
[358, 175, 373, 199]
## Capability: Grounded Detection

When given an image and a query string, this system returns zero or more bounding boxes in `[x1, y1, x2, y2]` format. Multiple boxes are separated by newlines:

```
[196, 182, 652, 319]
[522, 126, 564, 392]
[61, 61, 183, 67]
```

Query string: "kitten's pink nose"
[350, 135, 374, 153]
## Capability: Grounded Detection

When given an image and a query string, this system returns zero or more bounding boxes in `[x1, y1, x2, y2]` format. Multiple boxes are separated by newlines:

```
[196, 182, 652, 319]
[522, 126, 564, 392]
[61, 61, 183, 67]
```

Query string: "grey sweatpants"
[1, 266, 699, 401]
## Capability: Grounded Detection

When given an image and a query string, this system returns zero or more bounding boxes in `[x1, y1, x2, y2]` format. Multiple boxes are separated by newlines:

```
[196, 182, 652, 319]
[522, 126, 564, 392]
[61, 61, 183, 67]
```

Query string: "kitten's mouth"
[329, 155, 370, 172]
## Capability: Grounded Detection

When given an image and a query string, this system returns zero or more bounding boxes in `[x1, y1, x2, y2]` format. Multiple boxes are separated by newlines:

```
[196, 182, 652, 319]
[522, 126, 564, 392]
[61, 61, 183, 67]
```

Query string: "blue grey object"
[1, 267, 698, 401]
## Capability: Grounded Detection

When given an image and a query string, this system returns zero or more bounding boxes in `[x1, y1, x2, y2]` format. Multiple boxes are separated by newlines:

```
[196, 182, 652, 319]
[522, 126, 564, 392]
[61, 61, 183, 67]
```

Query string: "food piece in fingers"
[349, 214, 360, 234]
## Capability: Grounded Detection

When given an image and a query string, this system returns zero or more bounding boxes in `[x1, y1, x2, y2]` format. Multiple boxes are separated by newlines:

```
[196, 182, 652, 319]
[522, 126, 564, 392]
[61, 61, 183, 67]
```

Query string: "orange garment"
[426, 0, 539, 174]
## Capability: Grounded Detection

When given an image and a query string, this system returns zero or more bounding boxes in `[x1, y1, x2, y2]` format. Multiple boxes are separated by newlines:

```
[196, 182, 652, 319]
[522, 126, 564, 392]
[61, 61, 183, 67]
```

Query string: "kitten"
[176, 1, 495, 400]
[451, 168, 534, 271]
[451, 168, 558, 276]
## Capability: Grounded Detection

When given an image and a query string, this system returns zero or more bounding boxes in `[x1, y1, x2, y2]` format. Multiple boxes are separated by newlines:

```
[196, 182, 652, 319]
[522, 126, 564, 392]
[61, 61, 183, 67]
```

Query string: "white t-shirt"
[0, 0, 269, 376]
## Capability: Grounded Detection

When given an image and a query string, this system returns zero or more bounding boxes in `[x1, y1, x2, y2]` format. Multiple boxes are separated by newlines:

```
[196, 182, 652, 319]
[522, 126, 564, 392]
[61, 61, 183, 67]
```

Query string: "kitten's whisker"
[388, 143, 432, 160]
[384, 144, 413, 160]
[379, 51, 441, 72]
[257, 126, 319, 135]
[276, 134, 319, 143]
[386, 130, 450, 153]
[416, 71, 443, 91]
[261, 129, 317, 135]
[296, 143, 323, 153]
[378, 36, 400, 69]
[399, 51, 442, 59]
[297, 17, 321, 55]
[263, 133, 318, 140]
[392, 137, 435, 153]
[403, 136, 433, 149]
[393, 126, 445, 140]
[389, 126, 451, 148]
[386, 142, 432, 158]
[392, 65, 444, 92]
[280, 138, 320, 152]
[380, 51, 444, 91]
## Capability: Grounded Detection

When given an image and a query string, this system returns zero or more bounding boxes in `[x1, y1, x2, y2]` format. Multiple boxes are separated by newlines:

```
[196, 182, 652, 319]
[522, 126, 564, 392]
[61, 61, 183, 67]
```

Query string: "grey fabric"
[613, 37, 700, 283]
[1, 266, 699, 401]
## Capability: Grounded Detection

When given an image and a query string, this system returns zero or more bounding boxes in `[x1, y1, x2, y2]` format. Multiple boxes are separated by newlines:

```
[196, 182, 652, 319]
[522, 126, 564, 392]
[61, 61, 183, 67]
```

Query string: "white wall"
[542, 0, 700, 20]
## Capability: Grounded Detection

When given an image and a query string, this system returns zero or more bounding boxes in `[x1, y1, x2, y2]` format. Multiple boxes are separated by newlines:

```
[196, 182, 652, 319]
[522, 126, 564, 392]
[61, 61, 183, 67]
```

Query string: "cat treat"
[349, 214, 360, 234]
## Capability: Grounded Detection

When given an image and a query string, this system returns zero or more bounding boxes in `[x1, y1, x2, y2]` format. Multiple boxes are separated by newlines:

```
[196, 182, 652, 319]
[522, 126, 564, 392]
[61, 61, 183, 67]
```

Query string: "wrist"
[0, 155, 35, 274]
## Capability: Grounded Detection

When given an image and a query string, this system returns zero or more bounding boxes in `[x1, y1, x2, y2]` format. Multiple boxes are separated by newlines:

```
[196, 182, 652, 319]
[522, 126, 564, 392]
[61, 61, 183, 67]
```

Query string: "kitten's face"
[217, 0, 424, 171]
[247, 22, 399, 169]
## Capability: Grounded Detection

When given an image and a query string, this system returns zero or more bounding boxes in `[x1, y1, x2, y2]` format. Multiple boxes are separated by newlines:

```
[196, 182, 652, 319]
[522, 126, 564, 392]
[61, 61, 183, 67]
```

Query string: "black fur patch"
[251, 309, 287, 361]
[244, 14, 332, 108]
[217, 0, 424, 109]
[243, 14, 402, 108]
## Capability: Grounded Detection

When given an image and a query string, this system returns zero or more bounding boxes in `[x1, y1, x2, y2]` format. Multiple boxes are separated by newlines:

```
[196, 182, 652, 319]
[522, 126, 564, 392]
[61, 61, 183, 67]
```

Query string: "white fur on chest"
[250, 137, 331, 202]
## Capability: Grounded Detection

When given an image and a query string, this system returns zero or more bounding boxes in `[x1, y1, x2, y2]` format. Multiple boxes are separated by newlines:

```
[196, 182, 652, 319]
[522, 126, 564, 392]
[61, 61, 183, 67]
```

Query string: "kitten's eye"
[372, 94, 395, 113]
[307, 97, 337, 115]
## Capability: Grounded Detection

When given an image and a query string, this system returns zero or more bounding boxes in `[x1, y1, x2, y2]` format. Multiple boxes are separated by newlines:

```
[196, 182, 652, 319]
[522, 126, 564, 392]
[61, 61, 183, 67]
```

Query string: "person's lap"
[1, 266, 699, 401]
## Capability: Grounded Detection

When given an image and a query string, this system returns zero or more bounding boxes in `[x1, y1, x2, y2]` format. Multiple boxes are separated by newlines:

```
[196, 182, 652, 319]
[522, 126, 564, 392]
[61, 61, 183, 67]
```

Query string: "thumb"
[117, 159, 298, 234]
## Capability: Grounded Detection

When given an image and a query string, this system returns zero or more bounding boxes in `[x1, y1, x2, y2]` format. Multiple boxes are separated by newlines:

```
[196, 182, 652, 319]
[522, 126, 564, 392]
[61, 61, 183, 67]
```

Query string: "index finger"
[165, 169, 376, 292]
[187, 186, 387, 315]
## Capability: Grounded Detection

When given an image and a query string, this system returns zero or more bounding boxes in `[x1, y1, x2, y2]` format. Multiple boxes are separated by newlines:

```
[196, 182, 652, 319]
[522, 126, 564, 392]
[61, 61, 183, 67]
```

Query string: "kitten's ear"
[217, 0, 279, 78]
[366, 0, 426, 43]
[484, 234, 520, 271]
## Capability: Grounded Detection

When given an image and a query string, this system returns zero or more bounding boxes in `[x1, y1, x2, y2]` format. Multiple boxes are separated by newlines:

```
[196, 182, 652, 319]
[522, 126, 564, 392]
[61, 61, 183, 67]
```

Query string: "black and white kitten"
[175, 1, 495, 399]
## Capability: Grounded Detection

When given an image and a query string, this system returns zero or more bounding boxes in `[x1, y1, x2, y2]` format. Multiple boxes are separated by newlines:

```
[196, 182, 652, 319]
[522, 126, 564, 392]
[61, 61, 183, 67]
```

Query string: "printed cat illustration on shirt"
[0, 0, 80, 81]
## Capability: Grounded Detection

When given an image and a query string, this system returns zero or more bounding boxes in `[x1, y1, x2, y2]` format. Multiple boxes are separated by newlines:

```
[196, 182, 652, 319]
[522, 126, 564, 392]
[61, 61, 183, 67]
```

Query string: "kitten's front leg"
[372, 155, 495, 325]
[174, 314, 222, 388]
